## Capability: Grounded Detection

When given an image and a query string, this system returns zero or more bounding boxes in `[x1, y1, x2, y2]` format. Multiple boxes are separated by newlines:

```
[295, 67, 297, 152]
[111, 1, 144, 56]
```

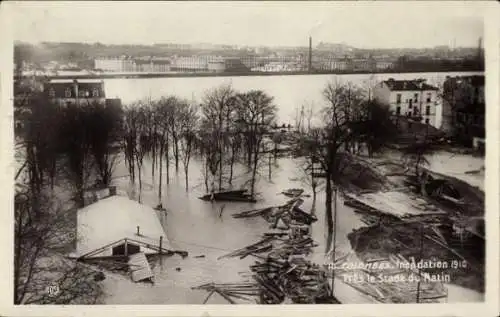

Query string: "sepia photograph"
[2, 1, 498, 314]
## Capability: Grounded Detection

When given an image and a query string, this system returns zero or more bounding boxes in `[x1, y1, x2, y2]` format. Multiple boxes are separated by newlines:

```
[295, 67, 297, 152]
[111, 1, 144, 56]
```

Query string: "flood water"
[100, 71, 484, 304]
[104, 155, 373, 304]
[103, 153, 484, 304]
[103, 71, 483, 122]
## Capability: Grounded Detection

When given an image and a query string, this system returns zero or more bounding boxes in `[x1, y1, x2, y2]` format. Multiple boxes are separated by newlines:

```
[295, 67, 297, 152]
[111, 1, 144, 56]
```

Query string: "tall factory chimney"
[308, 36, 312, 72]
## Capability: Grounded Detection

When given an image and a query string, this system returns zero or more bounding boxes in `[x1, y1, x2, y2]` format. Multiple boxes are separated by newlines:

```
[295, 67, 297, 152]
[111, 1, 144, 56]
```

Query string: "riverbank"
[17, 67, 484, 81]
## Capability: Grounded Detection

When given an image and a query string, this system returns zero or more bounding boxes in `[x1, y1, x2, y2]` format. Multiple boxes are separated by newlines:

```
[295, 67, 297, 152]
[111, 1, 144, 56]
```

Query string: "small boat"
[198, 189, 257, 203]
[281, 188, 304, 198]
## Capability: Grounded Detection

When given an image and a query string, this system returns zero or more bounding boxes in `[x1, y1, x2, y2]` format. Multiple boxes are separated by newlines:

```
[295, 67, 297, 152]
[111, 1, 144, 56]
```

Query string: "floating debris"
[199, 189, 257, 203]
[281, 188, 305, 198]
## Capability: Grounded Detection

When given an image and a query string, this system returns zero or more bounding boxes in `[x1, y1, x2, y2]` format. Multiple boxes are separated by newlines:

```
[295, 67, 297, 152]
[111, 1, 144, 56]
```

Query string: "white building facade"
[373, 78, 440, 128]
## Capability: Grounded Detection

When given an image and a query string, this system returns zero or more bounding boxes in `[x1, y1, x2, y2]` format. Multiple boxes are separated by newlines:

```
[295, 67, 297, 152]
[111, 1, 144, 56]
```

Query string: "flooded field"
[102, 153, 484, 304]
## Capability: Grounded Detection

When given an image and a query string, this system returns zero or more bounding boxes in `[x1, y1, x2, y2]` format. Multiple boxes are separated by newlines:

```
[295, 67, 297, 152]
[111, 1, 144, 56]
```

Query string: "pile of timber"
[214, 229, 337, 304]
[332, 253, 448, 303]
[251, 254, 338, 304]
[192, 282, 261, 304]
[197, 194, 337, 304]
[199, 189, 257, 203]
[233, 198, 317, 227]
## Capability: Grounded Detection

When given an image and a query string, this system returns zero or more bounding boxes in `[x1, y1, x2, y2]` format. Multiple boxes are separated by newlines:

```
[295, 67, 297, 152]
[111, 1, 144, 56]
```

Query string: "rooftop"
[383, 79, 438, 91]
[76, 195, 172, 258]
[48, 79, 104, 84]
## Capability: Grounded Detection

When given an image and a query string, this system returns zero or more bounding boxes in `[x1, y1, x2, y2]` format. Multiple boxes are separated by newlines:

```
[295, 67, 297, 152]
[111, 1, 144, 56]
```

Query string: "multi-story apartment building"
[441, 75, 485, 148]
[352, 58, 376, 72]
[170, 56, 208, 72]
[44, 79, 106, 106]
[94, 56, 136, 72]
[373, 78, 440, 127]
[320, 57, 351, 71]
[375, 61, 395, 71]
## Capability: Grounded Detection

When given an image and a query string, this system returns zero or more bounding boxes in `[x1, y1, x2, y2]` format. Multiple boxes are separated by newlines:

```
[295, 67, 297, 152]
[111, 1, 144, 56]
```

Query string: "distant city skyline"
[6, 2, 485, 49]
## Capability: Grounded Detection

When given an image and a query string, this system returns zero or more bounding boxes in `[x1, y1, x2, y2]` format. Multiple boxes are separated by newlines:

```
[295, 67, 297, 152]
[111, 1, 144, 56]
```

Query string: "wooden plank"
[128, 252, 154, 282]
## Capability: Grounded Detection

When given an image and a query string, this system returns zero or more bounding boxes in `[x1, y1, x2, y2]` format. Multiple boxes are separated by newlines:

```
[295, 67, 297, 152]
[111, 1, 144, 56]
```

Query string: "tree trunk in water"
[137, 163, 142, 203]
[229, 153, 235, 186]
[152, 151, 156, 188]
[228, 143, 236, 186]
[331, 185, 338, 296]
[218, 143, 223, 191]
[204, 157, 209, 194]
[165, 141, 170, 185]
[250, 150, 259, 198]
[268, 154, 272, 181]
[184, 164, 189, 192]
[173, 135, 179, 172]
[325, 172, 334, 254]
[158, 144, 163, 205]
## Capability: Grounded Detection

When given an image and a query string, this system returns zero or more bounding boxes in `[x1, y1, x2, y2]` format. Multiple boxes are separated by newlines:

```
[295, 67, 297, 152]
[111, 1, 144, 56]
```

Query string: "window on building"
[396, 94, 401, 104]
[92, 88, 99, 97]
[425, 118, 430, 124]
[426, 106, 430, 115]
[414, 93, 418, 102]
[409, 99, 413, 107]
[396, 106, 401, 115]
[79, 90, 87, 98]
[426, 93, 432, 103]
[48, 88, 55, 98]
[65, 88, 72, 98]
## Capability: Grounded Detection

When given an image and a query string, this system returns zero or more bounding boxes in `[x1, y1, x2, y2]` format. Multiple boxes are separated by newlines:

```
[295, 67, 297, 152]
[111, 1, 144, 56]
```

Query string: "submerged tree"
[235, 90, 277, 198]
[179, 102, 200, 191]
[123, 106, 141, 185]
[200, 84, 236, 191]
[352, 99, 398, 157]
[86, 101, 124, 187]
[296, 79, 366, 296]
[57, 105, 94, 208]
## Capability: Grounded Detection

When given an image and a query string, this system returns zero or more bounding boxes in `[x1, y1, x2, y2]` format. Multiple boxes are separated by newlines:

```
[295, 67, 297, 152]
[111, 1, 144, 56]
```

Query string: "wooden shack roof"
[76, 195, 172, 258]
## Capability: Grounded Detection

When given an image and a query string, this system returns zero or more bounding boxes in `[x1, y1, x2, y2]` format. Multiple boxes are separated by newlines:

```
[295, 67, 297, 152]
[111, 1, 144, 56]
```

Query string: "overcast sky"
[7, 2, 485, 49]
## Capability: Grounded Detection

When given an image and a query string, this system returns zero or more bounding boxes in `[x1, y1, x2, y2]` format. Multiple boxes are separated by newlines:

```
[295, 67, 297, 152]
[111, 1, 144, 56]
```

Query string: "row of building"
[314, 57, 395, 72]
[94, 56, 249, 73]
[92, 55, 397, 73]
